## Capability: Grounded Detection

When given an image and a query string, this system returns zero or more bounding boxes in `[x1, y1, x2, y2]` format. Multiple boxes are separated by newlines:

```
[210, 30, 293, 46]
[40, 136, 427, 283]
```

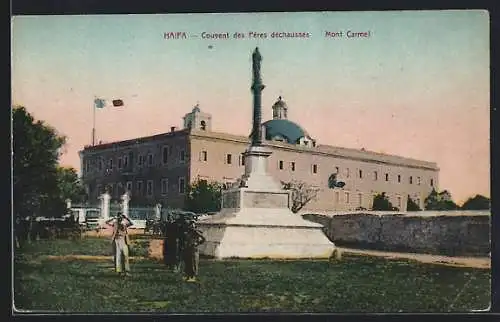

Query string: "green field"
[13, 237, 490, 313]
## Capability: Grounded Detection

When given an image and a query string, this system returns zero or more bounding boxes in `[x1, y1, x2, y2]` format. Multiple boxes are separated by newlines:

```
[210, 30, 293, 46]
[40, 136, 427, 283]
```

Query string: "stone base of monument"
[197, 187, 336, 259]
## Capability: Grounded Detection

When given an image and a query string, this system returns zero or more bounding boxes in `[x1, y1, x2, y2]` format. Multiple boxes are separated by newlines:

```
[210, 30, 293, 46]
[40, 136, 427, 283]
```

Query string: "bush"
[461, 195, 490, 210]
[407, 195, 421, 211]
[372, 192, 394, 211]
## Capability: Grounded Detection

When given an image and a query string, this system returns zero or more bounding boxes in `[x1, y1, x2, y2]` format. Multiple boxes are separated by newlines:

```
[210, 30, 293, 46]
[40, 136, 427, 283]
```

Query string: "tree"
[281, 180, 320, 213]
[184, 179, 223, 213]
[56, 166, 87, 204]
[406, 195, 421, 211]
[13, 106, 66, 219]
[461, 194, 490, 210]
[424, 188, 459, 210]
[371, 192, 394, 211]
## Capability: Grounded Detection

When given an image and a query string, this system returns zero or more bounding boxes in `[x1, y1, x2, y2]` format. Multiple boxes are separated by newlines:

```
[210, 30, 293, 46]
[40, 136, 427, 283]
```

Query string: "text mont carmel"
[325, 30, 371, 38]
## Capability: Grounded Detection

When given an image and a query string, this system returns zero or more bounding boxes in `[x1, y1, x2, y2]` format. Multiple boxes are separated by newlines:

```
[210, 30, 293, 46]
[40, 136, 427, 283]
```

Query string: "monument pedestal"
[197, 146, 335, 259]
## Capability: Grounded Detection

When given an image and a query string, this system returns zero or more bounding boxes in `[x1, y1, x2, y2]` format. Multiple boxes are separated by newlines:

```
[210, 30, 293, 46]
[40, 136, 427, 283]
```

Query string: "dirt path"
[337, 247, 490, 269]
[42, 250, 490, 269]
[44, 255, 148, 261]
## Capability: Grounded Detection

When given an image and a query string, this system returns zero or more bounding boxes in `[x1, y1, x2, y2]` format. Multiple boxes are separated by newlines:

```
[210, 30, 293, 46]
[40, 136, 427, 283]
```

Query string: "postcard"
[12, 10, 491, 313]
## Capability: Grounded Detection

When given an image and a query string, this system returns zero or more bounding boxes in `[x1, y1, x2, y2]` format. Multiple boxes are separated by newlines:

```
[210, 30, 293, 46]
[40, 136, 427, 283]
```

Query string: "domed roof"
[262, 119, 309, 144]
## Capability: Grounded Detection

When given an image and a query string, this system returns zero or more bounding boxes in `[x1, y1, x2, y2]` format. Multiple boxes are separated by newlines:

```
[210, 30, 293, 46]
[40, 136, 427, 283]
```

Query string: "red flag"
[112, 99, 124, 107]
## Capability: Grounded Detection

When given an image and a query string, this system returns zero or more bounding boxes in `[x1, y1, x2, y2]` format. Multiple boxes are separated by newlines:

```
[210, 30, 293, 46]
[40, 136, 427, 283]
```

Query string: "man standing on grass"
[173, 213, 186, 273]
[106, 212, 134, 276]
[182, 219, 206, 282]
[163, 213, 178, 270]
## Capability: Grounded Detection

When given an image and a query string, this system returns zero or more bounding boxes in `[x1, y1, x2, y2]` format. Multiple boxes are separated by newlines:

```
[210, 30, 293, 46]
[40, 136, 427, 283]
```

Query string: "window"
[180, 150, 186, 163]
[161, 178, 169, 195]
[148, 153, 154, 166]
[126, 181, 132, 193]
[385, 173, 389, 181]
[312, 164, 318, 174]
[335, 166, 339, 174]
[397, 196, 402, 208]
[358, 193, 363, 206]
[98, 158, 103, 171]
[136, 181, 143, 196]
[138, 155, 144, 167]
[226, 154, 232, 165]
[291, 162, 296, 171]
[123, 155, 129, 168]
[398, 175, 401, 183]
[345, 168, 350, 178]
[201, 150, 208, 162]
[200, 120, 206, 130]
[239, 154, 246, 166]
[147, 180, 154, 196]
[417, 176, 421, 185]
[108, 158, 114, 170]
[279, 160, 284, 170]
[345, 192, 350, 204]
[374, 171, 378, 181]
[409, 176, 413, 184]
[359, 169, 363, 179]
[118, 157, 123, 169]
[430, 178, 434, 187]
[179, 177, 186, 194]
[128, 151, 134, 167]
[335, 191, 340, 204]
[162, 146, 170, 164]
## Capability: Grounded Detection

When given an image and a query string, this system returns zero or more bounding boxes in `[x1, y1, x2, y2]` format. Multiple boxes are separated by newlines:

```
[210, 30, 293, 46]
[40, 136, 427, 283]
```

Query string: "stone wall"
[302, 212, 490, 257]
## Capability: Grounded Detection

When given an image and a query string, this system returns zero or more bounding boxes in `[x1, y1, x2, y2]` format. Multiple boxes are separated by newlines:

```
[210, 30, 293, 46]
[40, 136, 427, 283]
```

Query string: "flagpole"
[92, 97, 96, 146]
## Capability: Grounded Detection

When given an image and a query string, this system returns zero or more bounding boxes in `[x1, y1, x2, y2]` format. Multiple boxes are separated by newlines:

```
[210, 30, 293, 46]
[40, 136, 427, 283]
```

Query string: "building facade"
[79, 98, 439, 212]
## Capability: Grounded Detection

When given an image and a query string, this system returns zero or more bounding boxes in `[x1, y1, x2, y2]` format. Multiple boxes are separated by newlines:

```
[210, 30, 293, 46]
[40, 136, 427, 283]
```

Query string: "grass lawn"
[13, 237, 490, 313]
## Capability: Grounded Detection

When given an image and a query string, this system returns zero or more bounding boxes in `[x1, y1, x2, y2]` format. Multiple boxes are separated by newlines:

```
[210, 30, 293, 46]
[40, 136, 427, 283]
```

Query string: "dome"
[262, 119, 309, 144]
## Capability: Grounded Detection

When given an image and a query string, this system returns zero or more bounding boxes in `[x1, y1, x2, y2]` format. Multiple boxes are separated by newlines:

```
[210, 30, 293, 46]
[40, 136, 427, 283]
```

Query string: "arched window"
[200, 120, 206, 130]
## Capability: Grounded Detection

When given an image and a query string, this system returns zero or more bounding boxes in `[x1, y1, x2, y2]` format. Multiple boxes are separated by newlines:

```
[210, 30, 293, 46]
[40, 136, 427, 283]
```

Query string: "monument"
[197, 47, 336, 259]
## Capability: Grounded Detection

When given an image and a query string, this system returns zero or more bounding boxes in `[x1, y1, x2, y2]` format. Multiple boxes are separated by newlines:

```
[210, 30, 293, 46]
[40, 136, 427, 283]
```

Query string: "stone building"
[79, 97, 439, 212]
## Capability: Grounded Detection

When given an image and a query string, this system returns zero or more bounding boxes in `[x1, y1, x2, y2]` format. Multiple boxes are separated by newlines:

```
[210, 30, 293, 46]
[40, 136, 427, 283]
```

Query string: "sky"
[11, 10, 490, 204]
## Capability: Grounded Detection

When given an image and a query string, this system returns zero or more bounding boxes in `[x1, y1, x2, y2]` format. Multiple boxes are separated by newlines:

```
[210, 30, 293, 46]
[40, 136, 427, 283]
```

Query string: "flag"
[112, 99, 124, 107]
[94, 98, 106, 109]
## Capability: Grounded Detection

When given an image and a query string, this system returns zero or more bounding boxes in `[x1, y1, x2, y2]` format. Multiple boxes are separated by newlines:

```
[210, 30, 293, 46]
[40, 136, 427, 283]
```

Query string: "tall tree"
[13, 106, 66, 218]
[56, 166, 87, 204]
[184, 179, 223, 213]
[461, 194, 490, 210]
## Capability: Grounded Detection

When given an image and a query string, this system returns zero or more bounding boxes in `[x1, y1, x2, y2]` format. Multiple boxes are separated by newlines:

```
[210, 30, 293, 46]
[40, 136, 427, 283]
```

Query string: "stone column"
[251, 47, 265, 146]
[99, 192, 111, 220]
[121, 192, 130, 218]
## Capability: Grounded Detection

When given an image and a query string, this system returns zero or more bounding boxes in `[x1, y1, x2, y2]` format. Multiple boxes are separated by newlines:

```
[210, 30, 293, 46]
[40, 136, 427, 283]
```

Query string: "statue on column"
[252, 47, 262, 82]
